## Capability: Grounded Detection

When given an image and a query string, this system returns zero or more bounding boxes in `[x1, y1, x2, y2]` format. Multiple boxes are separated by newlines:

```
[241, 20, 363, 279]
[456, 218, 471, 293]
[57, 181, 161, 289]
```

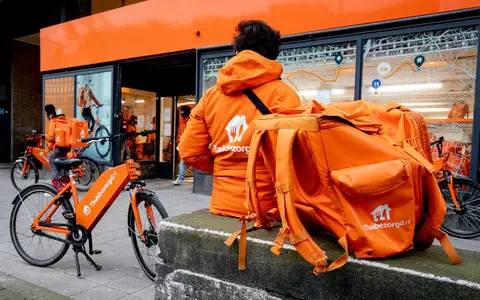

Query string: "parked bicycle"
[431, 136, 480, 238]
[10, 130, 101, 192]
[10, 130, 167, 281]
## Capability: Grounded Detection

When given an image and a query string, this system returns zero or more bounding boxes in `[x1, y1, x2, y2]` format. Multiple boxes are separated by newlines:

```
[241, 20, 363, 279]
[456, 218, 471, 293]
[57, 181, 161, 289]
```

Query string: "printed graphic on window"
[278, 42, 357, 104]
[43, 76, 75, 135]
[202, 56, 231, 95]
[75, 71, 113, 163]
[363, 26, 479, 176]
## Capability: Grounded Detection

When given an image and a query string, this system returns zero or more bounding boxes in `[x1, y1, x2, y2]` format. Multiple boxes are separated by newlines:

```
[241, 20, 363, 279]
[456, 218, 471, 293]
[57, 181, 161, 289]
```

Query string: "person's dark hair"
[130, 115, 137, 122]
[180, 106, 191, 115]
[232, 20, 281, 60]
[44, 104, 56, 116]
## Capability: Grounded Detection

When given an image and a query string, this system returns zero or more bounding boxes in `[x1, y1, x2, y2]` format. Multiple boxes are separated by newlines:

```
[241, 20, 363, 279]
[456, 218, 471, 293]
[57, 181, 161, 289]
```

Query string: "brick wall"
[11, 40, 42, 160]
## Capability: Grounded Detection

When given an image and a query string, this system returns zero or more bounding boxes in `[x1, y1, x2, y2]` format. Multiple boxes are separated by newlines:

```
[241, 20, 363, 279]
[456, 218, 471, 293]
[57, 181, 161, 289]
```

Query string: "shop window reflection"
[363, 26, 479, 176]
[278, 42, 357, 104]
[121, 87, 156, 161]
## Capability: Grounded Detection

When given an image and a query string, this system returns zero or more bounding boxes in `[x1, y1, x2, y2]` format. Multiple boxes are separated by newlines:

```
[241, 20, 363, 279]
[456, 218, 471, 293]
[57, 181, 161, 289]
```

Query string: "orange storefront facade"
[40, 0, 480, 193]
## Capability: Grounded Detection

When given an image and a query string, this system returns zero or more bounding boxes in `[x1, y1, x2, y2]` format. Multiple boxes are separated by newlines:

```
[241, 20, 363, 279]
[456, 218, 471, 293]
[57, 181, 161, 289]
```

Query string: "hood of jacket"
[216, 50, 283, 95]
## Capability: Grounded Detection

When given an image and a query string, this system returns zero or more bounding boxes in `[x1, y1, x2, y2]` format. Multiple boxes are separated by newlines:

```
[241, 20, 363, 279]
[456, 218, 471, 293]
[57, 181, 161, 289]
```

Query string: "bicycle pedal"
[92, 250, 102, 255]
[62, 211, 76, 219]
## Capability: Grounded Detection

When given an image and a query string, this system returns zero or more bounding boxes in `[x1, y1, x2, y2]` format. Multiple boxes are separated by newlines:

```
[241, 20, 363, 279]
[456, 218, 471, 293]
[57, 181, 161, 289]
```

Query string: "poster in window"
[75, 71, 113, 163]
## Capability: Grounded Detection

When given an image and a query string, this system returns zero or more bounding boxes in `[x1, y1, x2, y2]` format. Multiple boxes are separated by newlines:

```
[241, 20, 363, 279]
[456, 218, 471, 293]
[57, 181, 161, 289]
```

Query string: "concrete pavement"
[0, 169, 209, 299]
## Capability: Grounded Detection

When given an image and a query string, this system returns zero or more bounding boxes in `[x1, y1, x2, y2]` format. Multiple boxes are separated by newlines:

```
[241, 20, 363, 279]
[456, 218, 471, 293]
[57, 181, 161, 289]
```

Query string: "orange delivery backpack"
[330, 100, 433, 163]
[53, 117, 89, 148]
[225, 100, 461, 274]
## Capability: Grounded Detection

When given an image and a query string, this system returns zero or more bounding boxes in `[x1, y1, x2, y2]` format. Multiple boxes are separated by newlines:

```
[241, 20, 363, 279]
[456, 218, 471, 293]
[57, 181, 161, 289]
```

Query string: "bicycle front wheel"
[128, 190, 168, 281]
[10, 158, 39, 191]
[10, 184, 72, 267]
[94, 125, 111, 159]
[439, 177, 480, 239]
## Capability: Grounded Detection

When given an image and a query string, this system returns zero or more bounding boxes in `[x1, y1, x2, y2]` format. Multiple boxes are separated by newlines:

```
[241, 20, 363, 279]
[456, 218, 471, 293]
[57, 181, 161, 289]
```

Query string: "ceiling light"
[411, 107, 450, 113]
[369, 83, 442, 93]
[398, 102, 446, 106]
[331, 89, 345, 95]
[121, 100, 125, 104]
[135, 99, 145, 103]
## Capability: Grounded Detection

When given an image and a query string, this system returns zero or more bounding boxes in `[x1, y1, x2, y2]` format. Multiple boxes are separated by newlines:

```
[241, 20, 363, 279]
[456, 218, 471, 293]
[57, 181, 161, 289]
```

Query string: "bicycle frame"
[21, 147, 50, 176]
[31, 159, 151, 241]
[431, 138, 462, 211]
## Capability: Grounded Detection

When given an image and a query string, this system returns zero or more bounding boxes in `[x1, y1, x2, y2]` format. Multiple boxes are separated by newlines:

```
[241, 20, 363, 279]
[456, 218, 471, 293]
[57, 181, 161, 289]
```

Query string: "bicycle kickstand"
[73, 245, 102, 277]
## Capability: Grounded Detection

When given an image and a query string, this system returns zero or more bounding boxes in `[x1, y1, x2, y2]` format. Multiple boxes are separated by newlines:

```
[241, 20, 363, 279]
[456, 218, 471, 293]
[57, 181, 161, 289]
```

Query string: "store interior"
[120, 50, 196, 179]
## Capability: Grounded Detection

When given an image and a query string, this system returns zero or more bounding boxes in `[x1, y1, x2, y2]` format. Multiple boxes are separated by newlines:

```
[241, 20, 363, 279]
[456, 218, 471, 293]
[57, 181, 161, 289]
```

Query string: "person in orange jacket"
[178, 20, 301, 218]
[173, 106, 191, 185]
[44, 104, 71, 179]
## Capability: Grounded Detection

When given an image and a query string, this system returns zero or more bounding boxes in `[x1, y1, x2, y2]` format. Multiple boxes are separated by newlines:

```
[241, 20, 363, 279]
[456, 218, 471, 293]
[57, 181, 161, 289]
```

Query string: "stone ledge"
[155, 209, 480, 299]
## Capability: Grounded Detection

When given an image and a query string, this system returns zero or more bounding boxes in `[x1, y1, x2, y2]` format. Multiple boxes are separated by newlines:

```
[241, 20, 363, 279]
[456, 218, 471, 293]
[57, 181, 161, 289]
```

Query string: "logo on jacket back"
[212, 115, 250, 154]
[225, 115, 248, 143]
[363, 204, 411, 231]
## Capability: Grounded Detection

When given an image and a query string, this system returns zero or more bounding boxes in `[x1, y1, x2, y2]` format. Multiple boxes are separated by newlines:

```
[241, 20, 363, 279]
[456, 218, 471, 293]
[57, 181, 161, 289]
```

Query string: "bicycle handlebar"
[81, 130, 155, 144]
[430, 136, 444, 146]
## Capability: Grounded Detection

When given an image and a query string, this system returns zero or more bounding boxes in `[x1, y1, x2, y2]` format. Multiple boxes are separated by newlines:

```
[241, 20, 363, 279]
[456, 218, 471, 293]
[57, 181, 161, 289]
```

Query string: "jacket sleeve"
[178, 96, 214, 174]
[46, 120, 55, 143]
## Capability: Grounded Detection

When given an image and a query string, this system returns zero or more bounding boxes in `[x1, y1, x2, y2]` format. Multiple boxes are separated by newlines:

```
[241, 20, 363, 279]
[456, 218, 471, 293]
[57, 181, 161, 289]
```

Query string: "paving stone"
[72, 285, 128, 300]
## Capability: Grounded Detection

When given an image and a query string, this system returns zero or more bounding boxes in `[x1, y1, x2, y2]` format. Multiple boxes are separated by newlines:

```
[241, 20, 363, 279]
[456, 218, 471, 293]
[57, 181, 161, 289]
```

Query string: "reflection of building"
[38, 1, 480, 194]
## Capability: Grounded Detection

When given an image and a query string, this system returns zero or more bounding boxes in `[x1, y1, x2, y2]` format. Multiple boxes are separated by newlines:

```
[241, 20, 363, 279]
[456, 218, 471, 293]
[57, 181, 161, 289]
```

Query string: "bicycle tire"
[128, 190, 168, 281]
[94, 125, 111, 159]
[10, 157, 39, 192]
[76, 156, 101, 192]
[439, 177, 480, 239]
[10, 184, 72, 267]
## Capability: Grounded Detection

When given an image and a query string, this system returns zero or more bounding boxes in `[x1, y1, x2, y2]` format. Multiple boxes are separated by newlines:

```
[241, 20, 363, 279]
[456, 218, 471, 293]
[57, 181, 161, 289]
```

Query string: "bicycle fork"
[445, 172, 462, 212]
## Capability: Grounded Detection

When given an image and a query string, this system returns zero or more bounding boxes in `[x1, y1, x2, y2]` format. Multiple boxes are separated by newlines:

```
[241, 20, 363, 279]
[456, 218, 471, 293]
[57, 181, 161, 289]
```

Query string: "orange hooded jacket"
[179, 50, 301, 218]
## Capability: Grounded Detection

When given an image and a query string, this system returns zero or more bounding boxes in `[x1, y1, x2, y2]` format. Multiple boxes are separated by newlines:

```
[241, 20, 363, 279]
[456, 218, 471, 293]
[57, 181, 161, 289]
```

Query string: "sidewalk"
[0, 170, 210, 299]
[0, 271, 69, 300]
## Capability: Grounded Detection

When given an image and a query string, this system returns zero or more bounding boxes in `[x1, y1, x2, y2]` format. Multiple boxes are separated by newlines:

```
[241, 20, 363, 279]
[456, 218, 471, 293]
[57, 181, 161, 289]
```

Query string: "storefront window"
[363, 26, 479, 176]
[202, 56, 231, 95]
[159, 97, 173, 163]
[44, 76, 75, 134]
[278, 42, 357, 104]
[75, 70, 113, 163]
[120, 87, 157, 161]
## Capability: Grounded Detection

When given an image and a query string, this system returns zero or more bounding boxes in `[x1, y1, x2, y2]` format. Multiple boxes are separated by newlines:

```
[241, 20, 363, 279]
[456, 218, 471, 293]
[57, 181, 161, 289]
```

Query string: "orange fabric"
[236, 100, 460, 273]
[331, 100, 434, 163]
[46, 116, 67, 152]
[176, 116, 189, 146]
[178, 50, 301, 218]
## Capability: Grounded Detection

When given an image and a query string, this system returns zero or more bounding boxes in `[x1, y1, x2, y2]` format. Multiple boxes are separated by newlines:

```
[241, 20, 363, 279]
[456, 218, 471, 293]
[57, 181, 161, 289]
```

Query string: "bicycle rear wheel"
[439, 177, 480, 238]
[10, 184, 72, 267]
[10, 158, 39, 191]
[128, 190, 168, 281]
[75, 156, 101, 192]
[94, 125, 111, 159]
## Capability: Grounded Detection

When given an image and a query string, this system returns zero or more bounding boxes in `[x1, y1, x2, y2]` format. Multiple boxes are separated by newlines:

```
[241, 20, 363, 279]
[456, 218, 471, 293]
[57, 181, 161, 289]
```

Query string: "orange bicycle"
[9, 130, 167, 280]
[431, 136, 480, 238]
[10, 130, 101, 192]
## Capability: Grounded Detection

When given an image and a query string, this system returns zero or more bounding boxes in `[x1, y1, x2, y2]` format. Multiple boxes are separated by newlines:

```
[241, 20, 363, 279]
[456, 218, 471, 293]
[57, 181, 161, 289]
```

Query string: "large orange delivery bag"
[226, 100, 461, 274]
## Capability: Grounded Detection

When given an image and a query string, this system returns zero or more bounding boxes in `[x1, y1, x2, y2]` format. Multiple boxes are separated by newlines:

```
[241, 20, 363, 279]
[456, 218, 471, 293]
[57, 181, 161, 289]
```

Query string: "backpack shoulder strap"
[243, 89, 272, 115]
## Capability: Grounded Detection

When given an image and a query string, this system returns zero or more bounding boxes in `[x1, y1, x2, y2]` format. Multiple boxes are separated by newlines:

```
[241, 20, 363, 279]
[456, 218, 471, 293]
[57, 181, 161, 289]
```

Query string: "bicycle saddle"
[54, 158, 83, 169]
